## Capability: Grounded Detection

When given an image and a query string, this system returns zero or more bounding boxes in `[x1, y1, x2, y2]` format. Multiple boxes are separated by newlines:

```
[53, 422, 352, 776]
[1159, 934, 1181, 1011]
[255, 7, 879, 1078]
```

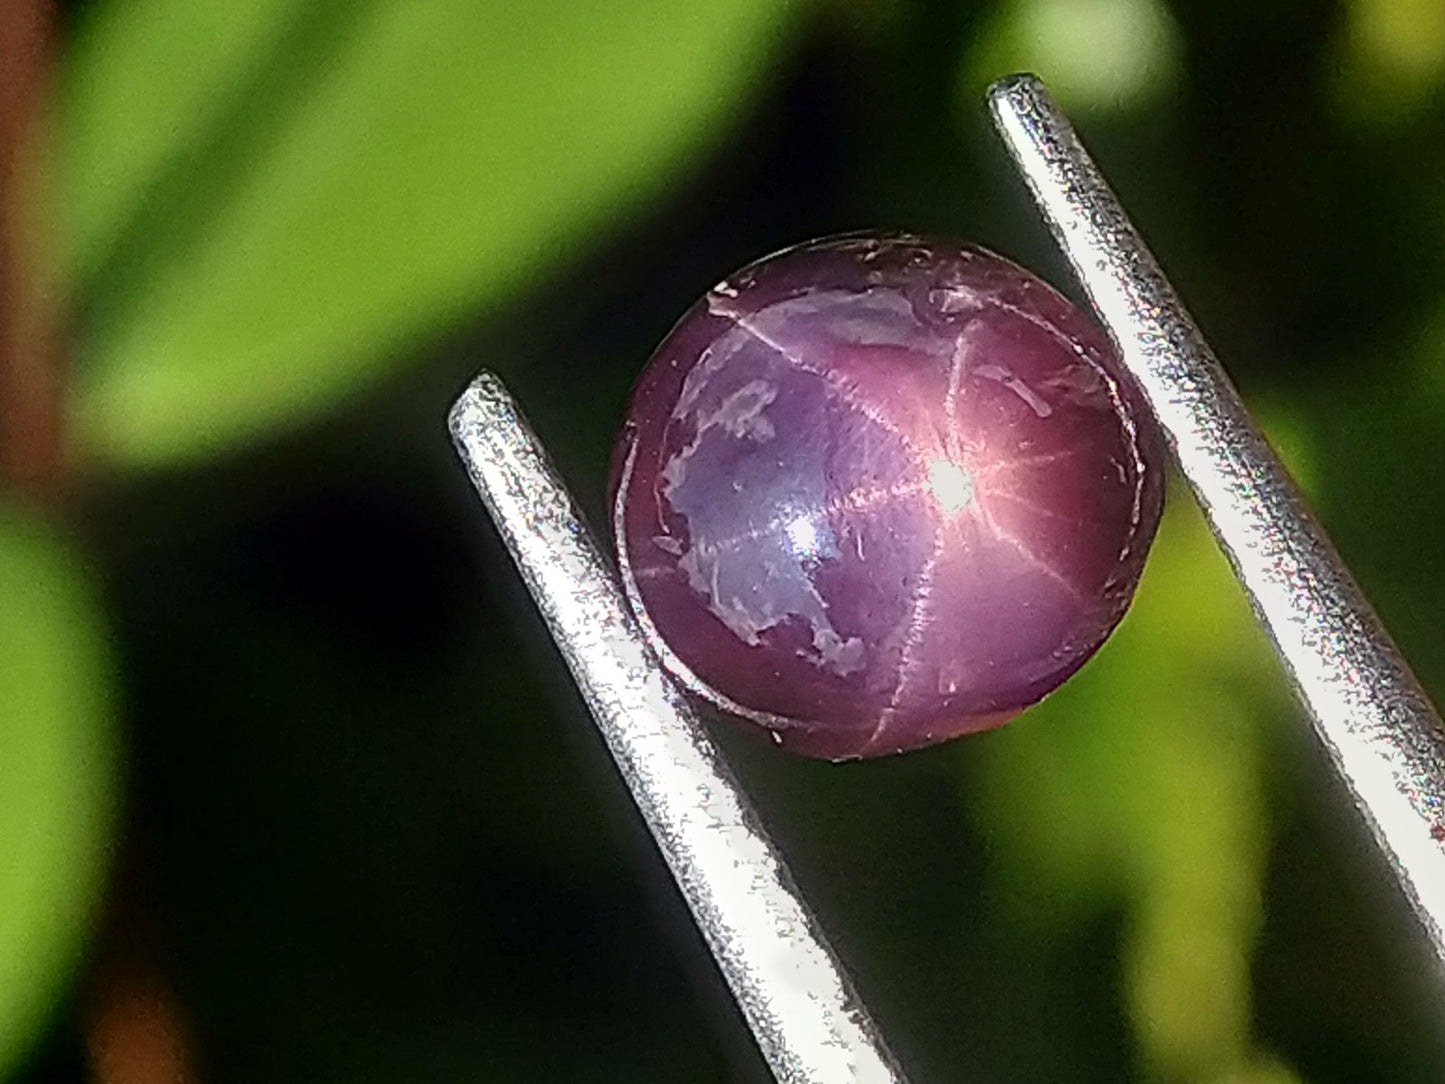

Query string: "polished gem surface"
[610, 234, 1164, 759]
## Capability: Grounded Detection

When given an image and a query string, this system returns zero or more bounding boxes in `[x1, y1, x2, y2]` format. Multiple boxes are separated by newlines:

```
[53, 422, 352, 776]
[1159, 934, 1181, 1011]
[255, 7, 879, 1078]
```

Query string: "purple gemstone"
[609, 234, 1164, 759]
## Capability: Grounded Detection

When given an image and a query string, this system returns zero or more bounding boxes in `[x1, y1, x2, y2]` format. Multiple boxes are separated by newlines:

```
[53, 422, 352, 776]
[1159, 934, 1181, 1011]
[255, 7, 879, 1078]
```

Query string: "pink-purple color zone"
[611, 235, 1163, 759]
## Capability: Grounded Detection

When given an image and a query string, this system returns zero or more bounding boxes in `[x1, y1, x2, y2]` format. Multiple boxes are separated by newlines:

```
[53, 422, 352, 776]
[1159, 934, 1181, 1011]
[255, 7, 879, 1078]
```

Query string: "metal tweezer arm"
[449, 378, 907, 1083]
[988, 75, 1445, 973]
[451, 74, 1445, 1081]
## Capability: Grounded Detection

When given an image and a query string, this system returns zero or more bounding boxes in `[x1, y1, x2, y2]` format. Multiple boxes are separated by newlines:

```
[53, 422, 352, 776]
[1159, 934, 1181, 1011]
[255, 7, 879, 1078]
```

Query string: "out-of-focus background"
[2, 0, 1444, 1081]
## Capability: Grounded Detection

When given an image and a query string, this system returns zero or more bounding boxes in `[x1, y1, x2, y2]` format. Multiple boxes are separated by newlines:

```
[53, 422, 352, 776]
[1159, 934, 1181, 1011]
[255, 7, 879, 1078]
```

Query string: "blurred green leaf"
[1329, 0, 1445, 124]
[64, 0, 795, 468]
[61, 0, 299, 284]
[0, 512, 116, 1079]
[968, 488, 1301, 1083]
[961, 0, 1181, 115]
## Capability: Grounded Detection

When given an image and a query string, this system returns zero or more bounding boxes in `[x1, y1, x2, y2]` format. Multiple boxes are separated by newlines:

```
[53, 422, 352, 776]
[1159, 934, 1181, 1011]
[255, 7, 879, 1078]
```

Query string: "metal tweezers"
[449, 75, 1445, 1083]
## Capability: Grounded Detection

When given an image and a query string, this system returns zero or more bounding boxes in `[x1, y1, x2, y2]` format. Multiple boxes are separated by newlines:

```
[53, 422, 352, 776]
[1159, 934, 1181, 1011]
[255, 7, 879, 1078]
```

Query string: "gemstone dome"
[610, 234, 1164, 759]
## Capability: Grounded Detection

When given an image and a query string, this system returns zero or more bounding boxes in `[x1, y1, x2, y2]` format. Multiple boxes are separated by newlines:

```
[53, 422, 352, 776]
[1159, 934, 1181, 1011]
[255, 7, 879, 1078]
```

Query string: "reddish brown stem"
[87, 952, 197, 1084]
[6, 3, 198, 1078]
[0, 0, 65, 503]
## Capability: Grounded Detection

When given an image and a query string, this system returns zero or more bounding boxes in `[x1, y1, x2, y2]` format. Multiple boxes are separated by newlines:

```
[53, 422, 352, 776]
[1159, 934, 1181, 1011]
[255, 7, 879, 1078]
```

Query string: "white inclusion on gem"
[674, 327, 775, 419]
[926, 457, 975, 514]
[718, 289, 944, 353]
[929, 284, 984, 315]
[661, 379, 779, 495]
[711, 379, 778, 440]
[660, 348, 865, 679]
[975, 362, 1054, 418]
[1040, 363, 1110, 408]
[674, 523, 866, 677]
[811, 625, 866, 675]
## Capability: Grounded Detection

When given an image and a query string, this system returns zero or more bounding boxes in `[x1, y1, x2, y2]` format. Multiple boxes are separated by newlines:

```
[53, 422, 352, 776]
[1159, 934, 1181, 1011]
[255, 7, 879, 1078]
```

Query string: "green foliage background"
[5, 0, 1445, 1080]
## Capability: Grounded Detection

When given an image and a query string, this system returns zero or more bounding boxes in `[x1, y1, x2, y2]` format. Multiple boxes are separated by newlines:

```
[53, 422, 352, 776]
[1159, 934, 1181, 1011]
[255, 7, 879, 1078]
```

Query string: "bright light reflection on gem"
[926, 458, 975, 514]
[784, 513, 822, 557]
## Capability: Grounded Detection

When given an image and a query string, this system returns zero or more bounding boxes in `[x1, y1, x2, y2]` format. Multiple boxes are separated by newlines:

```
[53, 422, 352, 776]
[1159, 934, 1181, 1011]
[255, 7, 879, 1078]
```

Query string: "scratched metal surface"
[449, 375, 907, 1084]
[989, 74, 1445, 977]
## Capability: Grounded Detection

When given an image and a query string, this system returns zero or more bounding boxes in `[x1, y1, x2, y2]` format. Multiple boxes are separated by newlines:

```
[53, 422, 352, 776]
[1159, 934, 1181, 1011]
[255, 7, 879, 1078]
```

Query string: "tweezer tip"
[985, 72, 1044, 103]
[448, 370, 508, 438]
